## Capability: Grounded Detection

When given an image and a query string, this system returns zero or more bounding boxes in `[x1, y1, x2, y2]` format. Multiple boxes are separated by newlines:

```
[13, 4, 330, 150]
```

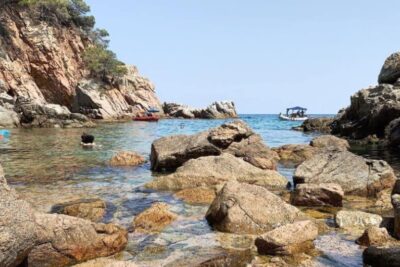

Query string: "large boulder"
[363, 246, 400, 267]
[332, 84, 400, 139]
[255, 220, 318, 255]
[335, 210, 382, 229]
[378, 52, 400, 84]
[0, 165, 37, 267]
[163, 101, 237, 119]
[391, 180, 400, 239]
[51, 198, 106, 222]
[150, 120, 278, 171]
[0, 106, 19, 128]
[132, 203, 177, 233]
[356, 226, 393, 247]
[386, 118, 400, 147]
[290, 183, 344, 207]
[294, 151, 396, 197]
[205, 181, 306, 234]
[28, 213, 128, 267]
[309, 135, 349, 151]
[145, 154, 287, 191]
[293, 117, 334, 133]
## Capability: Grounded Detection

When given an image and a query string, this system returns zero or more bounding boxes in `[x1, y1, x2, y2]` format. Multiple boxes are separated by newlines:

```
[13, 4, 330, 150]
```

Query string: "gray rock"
[51, 198, 106, 223]
[293, 118, 334, 133]
[392, 180, 400, 239]
[386, 118, 400, 147]
[363, 246, 400, 267]
[205, 181, 305, 234]
[163, 101, 237, 119]
[290, 183, 344, 207]
[335, 210, 382, 229]
[0, 106, 19, 128]
[378, 52, 400, 84]
[309, 135, 349, 151]
[145, 154, 287, 191]
[294, 151, 396, 197]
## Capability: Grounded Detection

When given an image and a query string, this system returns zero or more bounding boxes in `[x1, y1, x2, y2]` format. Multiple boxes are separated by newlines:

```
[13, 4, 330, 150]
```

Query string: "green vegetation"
[83, 45, 127, 80]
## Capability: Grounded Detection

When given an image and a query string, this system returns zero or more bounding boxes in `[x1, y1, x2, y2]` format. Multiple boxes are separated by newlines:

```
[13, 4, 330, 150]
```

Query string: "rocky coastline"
[162, 101, 238, 119]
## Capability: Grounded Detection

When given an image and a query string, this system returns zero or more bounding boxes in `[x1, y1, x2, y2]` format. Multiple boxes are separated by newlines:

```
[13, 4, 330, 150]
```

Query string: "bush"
[83, 45, 127, 80]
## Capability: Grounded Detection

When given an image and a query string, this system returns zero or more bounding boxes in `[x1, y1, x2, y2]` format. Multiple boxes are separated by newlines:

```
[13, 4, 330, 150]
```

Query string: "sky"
[85, 0, 400, 114]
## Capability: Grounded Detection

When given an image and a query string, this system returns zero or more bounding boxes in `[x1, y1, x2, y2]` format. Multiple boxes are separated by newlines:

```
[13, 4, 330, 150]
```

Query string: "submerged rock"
[363, 246, 400, 267]
[356, 226, 393, 247]
[163, 101, 237, 119]
[174, 187, 216, 205]
[290, 183, 344, 207]
[145, 154, 287, 191]
[109, 151, 145, 167]
[255, 220, 318, 255]
[133, 203, 177, 233]
[28, 213, 128, 267]
[294, 151, 396, 197]
[150, 120, 278, 171]
[335, 210, 382, 229]
[0, 165, 37, 267]
[51, 198, 106, 222]
[205, 181, 305, 234]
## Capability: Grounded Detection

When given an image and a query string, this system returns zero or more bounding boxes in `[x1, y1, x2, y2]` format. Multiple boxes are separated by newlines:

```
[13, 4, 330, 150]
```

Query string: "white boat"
[279, 106, 308, 121]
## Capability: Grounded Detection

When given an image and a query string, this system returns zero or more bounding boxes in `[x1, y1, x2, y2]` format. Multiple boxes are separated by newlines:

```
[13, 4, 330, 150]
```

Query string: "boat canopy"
[286, 106, 307, 113]
[147, 107, 160, 113]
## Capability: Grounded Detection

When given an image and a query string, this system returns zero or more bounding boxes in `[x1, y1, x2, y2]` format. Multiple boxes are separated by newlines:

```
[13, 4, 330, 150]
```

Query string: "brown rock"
[51, 198, 106, 222]
[273, 144, 317, 165]
[28, 213, 128, 267]
[133, 203, 177, 233]
[174, 188, 216, 205]
[109, 151, 145, 167]
[294, 118, 334, 133]
[309, 135, 349, 151]
[290, 183, 344, 207]
[356, 226, 393, 246]
[255, 220, 318, 255]
[206, 181, 306, 234]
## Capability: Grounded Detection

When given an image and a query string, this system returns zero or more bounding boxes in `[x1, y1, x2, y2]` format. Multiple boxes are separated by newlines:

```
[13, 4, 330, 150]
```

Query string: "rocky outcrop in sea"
[0, 2, 163, 128]
[162, 101, 237, 119]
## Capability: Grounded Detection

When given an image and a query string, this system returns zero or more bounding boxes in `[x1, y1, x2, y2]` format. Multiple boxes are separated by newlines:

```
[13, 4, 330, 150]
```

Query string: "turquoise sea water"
[0, 114, 367, 266]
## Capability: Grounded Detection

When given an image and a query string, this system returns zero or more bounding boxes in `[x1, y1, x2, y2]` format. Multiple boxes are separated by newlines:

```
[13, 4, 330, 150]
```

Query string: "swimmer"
[81, 132, 95, 147]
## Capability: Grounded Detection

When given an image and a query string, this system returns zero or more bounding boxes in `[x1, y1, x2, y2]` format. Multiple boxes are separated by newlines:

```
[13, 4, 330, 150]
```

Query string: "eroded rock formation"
[163, 101, 237, 119]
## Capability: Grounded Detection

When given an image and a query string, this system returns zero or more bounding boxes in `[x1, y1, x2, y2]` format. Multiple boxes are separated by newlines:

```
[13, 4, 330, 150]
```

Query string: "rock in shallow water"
[335, 210, 382, 229]
[356, 226, 393, 247]
[51, 198, 106, 222]
[109, 151, 145, 167]
[290, 183, 344, 207]
[174, 187, 216, 205]
[145, 154, 287, 191]
[363, 246, 400, 267]
[206, 181, 306, 234]
[133, 203, 177, 233]
[294, 151, 396, 197]
[255, 220, 318, 256]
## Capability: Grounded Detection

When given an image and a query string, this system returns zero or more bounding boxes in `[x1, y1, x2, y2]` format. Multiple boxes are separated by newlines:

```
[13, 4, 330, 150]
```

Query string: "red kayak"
[133, 115, 159, 122]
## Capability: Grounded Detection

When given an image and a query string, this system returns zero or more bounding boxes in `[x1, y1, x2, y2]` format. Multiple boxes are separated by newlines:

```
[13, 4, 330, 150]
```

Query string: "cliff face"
[0, 3, 163, 126]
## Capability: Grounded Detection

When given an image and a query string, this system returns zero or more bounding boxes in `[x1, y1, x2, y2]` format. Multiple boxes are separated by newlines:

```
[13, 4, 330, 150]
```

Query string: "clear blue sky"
[85, 0, 400, 114]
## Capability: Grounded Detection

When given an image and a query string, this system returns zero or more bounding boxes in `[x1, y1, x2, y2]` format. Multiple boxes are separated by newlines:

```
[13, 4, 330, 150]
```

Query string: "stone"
[28, 213, 128, 267]
[363, 246, 400, 267]
[332, 84, 400, 139]
[293, 118, 334, 133]
[309, 135, 350, 151]
[290, 183, 344, 207]
[163, 101, 237, 119]
[205, 181, 306, 234]
[0, 164, 37, 267]
[294, 151, 396, 197]
[109, 151, 145, 167]
[255, 220, 318, 255]
[272, 144, 317, 165]
[133, 203, 177, 233]
[0, 106, 19, 128]
[335, 210, 382, 229]
[174, 187, 216, 205]
[145, 154, 287, 191]
[356, 226, 393, 246]
[378, 52, 400, 84]
[392, 185, 400, 239]
[150, 120, 277, 171]
[386, 118, 400, 147]
[51, 198, 106, 222]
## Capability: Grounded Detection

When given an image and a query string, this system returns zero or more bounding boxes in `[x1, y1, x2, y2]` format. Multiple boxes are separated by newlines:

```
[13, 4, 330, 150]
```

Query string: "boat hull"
[279, 114, 308, 121]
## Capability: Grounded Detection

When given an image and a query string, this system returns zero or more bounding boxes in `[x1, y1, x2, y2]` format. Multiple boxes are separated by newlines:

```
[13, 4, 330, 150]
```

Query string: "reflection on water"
[0, 114, 376, 266]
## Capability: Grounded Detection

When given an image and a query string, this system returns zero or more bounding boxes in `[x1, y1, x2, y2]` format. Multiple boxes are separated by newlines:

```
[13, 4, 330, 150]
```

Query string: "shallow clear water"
[0, 114, 371, 266]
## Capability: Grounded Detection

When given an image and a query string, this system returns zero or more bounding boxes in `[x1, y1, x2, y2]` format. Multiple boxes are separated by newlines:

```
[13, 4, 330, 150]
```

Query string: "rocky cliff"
[163, 101, 238, 119]
[0, 1, 163, 127]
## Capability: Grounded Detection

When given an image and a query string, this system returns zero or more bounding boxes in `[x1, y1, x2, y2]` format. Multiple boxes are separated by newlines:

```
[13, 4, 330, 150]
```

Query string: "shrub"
[83, 45, 127, 80]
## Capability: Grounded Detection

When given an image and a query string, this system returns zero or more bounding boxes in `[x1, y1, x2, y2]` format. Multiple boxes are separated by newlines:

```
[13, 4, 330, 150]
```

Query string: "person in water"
[81, 132, 95, 147]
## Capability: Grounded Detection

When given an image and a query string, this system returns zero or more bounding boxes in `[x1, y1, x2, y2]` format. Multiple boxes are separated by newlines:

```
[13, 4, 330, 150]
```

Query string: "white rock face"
[163, 101, 238, 119]
[335, 210, 383, 229]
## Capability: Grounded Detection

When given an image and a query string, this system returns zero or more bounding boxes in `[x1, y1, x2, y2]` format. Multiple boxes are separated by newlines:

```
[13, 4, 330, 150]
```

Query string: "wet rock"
[255, 220, 318, 256]
[0, 106, 19, 128]
[150, 120, 278, 171]
[109, 151, 145, 167]
[205, 181, 306, 234]
[145, 154, 287, 191]
[356, 226, 393, 246]
[293, 117, 334, 133]
[174, 187, 216, 205]
[28, 213, 128, 267]
[0, 165, 37, 267]
[273, 144, 318, 165]
[51, 198, 106, 222]
[163, 101, 237, 119]
[290, 183, 344, 207]
[378, 52, 400, 84]
[363, 246, 400, 267]
[133, 203, 177, 233]
[74, 258, 138, 267]
[294, 151, 396, 197]
[309, 135, 349, 151]
[331, 83, 400, 139]
[335, 210, 382, 229]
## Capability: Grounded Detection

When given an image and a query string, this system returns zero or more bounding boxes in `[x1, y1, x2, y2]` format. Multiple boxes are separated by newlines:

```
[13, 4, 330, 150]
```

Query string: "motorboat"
[279, 106, 308, 121]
